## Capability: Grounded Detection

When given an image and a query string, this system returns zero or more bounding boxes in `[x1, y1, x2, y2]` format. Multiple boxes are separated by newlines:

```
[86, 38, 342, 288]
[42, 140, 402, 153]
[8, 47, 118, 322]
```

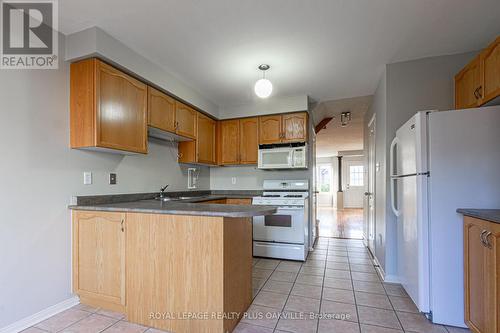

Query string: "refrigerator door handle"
[390, 137, 399, 177]
[390, 177, 401, 217]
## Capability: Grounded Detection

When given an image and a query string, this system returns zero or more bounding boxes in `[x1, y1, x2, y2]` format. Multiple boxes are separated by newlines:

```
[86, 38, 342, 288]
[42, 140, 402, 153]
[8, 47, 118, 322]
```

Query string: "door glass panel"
[261, 151, 290, 165]
[349, 165, 364, 186]
[319, 165, 332, 192]
[264, 215, 292, 227]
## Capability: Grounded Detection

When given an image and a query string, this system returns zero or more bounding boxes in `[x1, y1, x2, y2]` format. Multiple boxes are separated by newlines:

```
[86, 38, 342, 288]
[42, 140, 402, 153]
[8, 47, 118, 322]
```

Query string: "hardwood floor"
[318, 207, 364, 239]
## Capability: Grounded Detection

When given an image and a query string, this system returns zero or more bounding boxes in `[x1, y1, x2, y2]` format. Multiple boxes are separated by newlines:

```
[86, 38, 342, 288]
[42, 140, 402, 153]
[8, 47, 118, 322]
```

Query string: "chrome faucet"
[159, 184, 169, 198]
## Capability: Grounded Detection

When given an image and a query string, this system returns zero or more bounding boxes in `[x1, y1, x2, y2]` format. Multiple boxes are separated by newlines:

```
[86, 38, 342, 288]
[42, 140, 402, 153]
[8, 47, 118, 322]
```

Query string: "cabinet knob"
[121, 219, 124, 232]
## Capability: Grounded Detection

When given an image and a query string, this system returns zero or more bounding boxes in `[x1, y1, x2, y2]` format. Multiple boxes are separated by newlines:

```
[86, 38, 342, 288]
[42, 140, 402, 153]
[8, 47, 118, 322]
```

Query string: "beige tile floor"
[235, 237, 471, 333]
[24, 237, 471, 333]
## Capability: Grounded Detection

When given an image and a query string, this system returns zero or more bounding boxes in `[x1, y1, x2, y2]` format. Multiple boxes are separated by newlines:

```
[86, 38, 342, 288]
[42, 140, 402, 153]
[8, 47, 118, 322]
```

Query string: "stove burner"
[284, 195, 303, 198]
[262, 195, 281, 198]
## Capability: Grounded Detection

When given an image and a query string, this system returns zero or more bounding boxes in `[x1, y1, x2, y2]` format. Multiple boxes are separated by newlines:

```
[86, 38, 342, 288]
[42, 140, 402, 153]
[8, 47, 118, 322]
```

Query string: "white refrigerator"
[390, 105, 500, 327]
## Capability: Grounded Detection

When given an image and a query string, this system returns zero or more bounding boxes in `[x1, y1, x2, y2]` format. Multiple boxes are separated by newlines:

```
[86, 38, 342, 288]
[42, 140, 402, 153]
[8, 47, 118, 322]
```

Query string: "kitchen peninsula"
[69, 193, 276, 333]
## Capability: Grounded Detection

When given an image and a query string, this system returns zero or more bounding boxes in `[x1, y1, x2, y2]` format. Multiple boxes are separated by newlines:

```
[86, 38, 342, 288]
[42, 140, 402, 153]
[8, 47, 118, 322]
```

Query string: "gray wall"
[218, 95, 308, 119]
[0, 37, 209, 329]
[364, 51, 476, 279]
[65, 27, 219, 117]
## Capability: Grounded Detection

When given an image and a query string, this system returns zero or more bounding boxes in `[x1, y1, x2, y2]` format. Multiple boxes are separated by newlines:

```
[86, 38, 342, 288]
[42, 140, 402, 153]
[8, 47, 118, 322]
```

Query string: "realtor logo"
[1, 0, 58, 69]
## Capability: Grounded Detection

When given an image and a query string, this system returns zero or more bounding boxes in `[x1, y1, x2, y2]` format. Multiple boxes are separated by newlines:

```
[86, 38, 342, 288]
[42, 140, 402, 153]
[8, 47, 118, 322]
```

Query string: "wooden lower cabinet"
[72, 211, 126, 312]
[72, 210, 253, 333]
[226, 198, 252, 205]
[463, 216, 500, 333]
[126, 213, 252, 333]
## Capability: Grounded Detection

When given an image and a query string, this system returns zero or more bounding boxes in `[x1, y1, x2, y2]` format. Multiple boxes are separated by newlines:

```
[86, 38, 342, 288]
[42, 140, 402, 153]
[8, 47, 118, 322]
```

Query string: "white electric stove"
[252, 180, 309, 261]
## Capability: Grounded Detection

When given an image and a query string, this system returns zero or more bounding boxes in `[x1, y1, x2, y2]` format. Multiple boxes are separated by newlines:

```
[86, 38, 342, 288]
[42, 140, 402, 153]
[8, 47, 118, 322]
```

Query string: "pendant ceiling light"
[254, 64, 273, 98]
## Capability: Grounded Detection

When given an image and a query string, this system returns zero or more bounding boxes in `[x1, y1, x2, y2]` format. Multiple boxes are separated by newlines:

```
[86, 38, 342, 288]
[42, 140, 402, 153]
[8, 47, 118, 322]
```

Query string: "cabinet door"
[175, 102, 197, 139]
[464, 217, 499, 333]
[96, 61, 148, 153]
[239, 117, 259, 164]
[259, 115, 282, 144]
[148, 86, 176, 133]
[220, 119, 240, 165]
[73, 211, 126, 311]
[283, 112, 308, 143]
[479, 37, 500, 105]
[455, 56, 481, 109]
[197, 113, 216, 164]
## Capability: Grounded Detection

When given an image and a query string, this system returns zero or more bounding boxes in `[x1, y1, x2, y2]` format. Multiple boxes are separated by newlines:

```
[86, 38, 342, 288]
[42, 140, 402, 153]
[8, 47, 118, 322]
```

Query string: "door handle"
[364, 192, 371, 196]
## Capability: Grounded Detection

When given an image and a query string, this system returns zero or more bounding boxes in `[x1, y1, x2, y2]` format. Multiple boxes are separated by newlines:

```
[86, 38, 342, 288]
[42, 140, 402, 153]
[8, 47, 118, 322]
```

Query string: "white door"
[317, 164, 333, 206]
[343, 157, 364, 208]
[366, 118, 376, 252]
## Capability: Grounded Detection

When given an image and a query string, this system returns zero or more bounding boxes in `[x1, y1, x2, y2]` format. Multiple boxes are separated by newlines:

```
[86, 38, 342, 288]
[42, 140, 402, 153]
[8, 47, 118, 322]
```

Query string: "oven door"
[258, 148, 293, 169]
[253, 207, 305, 244]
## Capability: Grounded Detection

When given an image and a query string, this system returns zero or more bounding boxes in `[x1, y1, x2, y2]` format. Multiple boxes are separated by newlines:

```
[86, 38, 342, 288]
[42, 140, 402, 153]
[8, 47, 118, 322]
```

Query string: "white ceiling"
[59, 0, 500, 108]
[315, 96, 372, 157]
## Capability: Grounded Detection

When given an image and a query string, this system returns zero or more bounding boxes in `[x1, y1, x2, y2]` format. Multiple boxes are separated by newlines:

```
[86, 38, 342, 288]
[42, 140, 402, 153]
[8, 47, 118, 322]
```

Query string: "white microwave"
[258, 143, 307, 169]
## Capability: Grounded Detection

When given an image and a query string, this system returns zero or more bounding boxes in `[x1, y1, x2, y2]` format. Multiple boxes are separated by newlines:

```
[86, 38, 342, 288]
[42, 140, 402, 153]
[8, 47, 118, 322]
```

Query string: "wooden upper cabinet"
[259, 113, 308, 144]
[197, 113, 216, 164]
[259, 115, 282, 144]
[455, 56, 481, 110]
[148, 86, 175, 133]
[178, 112, 217, 165]
[73, 211, 126, 312]
[220, 119, 240, 165]
[463, 216, 500, 333]
[175, 102, 197, 139]
[283, 112, 308, 143]
[455, 36, 500, 109]
[70, 58, 148, 154]
[479, 36, 500, 105]
[239, 117, 259, 164]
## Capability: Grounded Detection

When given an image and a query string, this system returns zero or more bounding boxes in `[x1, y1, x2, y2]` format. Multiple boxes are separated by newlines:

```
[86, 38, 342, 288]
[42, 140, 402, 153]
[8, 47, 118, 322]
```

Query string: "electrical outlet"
[109, 173, 117, 185]
[231, 177, 236, 185]
[83, 172, 92, 185]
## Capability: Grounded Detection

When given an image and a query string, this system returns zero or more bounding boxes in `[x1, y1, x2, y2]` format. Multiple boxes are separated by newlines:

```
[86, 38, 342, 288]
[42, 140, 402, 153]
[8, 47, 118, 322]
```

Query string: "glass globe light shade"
[254, 78, 273, 98]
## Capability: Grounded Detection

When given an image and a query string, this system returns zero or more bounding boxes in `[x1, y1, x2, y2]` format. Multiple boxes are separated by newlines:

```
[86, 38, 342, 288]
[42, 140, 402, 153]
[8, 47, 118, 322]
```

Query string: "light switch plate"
[231, 177, 236, 185]
[83, 172, 92, 185]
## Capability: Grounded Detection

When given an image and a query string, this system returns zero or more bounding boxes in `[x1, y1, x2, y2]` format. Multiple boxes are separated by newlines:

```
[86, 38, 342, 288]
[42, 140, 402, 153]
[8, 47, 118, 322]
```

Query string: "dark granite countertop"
[69, 191, 275, 218]
[457, 209, 500, 224]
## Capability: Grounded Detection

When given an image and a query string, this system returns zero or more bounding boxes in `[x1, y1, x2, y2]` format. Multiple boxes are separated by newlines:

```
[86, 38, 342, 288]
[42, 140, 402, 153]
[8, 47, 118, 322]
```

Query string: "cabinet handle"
[484, 231, 493, 248]
[121, 219, 124, 232]
[480, 230, 487, 246]
[473, 88, 479, 99]
[477, 86, 483, 98]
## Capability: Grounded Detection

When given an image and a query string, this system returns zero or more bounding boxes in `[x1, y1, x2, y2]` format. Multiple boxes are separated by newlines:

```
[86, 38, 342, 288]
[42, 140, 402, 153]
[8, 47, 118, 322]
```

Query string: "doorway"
[313, 95, 372, 240]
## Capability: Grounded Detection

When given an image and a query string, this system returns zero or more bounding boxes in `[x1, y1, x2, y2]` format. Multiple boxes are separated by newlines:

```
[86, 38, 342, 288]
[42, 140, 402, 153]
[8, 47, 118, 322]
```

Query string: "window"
[319, 165, 332, 192]
[349, 165, 364, 187]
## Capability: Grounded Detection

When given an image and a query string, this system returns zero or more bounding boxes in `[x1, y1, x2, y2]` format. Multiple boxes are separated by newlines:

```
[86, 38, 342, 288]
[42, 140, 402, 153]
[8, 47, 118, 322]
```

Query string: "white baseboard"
[371, 255, 400, 284]
[382, 274, 401, 284]
[0, 296, 80, 333]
